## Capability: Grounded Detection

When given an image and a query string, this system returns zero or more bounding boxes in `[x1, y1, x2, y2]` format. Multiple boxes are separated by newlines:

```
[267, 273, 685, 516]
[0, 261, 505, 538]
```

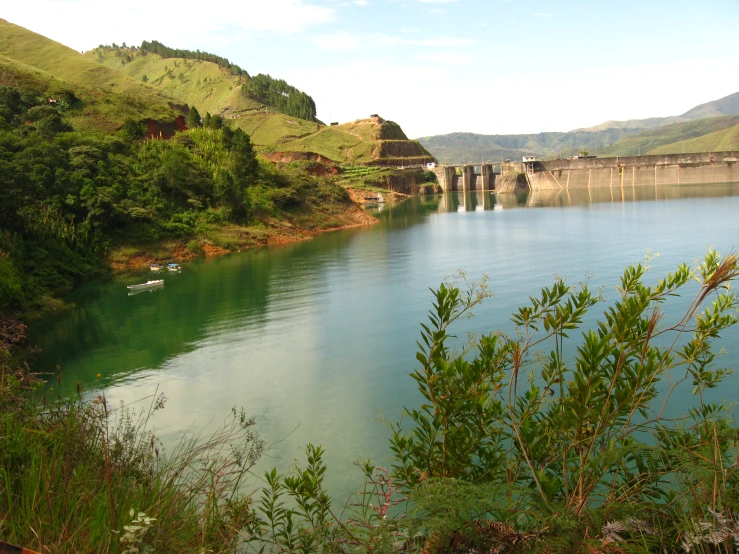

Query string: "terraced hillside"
[0, 19, 182, 130]
[264, 116, 435, 166]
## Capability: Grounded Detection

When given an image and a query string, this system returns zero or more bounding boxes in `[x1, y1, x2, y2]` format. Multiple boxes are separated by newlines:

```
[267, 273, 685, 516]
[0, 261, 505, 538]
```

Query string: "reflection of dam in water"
[433, 183, 739, 213]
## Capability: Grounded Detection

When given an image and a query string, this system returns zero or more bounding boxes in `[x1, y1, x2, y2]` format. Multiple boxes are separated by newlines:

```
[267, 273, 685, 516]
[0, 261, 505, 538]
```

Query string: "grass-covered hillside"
[647, 120, 739, 155]
[417, 128, 637, 164]
[267, 116, 435, 166]
[420, 90, 739, 163]
[0, 20, 181, 130]
[599, 115, 739, 156]
[88, 45, 433, 166]
[86, 45, 261, 121]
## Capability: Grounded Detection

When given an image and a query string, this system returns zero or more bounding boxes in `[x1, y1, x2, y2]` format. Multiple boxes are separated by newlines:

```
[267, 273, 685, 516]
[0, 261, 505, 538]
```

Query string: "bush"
[237, 251, 739, 553]
[391, 251, 739, 551]
[186, 239, 203, 254]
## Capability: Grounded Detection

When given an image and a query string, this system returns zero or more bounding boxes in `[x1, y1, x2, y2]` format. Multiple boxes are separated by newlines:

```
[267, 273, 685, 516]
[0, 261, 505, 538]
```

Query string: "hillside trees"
[242, 74, 317, 121]
[0, 84, 346, 311]
[186, 105, 202, 128]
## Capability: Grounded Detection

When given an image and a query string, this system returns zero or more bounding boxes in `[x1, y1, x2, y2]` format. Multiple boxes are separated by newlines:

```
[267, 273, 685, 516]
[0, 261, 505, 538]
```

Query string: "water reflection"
[30, 183, 739, 497]
[428, 183, 739, 213]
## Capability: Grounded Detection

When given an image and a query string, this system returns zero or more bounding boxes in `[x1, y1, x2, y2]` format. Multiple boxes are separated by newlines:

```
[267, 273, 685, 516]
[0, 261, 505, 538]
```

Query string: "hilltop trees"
[139, 40, 249, 77]
[242, 74, 317, 121]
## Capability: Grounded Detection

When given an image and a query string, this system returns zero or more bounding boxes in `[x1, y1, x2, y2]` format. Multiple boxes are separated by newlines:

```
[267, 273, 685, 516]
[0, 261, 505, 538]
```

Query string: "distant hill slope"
[676, 91, 739, 120]
[647, 121, 739, 155]
[87, 46, 260, 120]
[420, 90, 739, 163]
[417, 128, 637, 164]
[598, 116, 739, 156]
[0, 19, 181, 129]
[266, 116, 435, 166]
[88, 45, 432, 165]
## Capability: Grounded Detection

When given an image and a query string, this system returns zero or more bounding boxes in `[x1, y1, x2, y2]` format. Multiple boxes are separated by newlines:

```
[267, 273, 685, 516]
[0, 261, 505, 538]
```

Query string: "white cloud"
[3, 0, 335, 51]
[355, 0, 368, 5]
[312, 31, 364, 51]
[418, 52, 472, 63]
[312, 31, 473, 50]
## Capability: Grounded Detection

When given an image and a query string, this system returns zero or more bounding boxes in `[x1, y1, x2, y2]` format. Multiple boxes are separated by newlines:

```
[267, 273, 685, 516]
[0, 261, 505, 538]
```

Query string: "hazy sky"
[4, 0, 739, 137]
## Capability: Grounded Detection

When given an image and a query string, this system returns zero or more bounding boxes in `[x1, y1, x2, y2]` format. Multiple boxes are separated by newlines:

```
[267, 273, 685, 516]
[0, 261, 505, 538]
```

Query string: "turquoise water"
[31, 184, 739, 495]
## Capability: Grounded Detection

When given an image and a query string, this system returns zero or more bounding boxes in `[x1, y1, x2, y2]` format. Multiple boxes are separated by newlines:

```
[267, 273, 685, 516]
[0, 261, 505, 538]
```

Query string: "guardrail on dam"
[433, 152, 739, 193]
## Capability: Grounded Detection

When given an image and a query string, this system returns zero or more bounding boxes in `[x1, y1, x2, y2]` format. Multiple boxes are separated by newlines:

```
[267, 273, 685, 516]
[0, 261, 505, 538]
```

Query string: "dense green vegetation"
[4, 252, 739, 552]
[139, 40, 249, 77]
[242, 74, 317, 122]
[0, 84, 349, 312]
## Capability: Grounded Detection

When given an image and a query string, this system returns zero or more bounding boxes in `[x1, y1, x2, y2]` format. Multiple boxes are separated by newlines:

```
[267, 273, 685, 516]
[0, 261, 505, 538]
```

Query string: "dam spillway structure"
[432, 163, 500, 192]
[517, 152, 739, 191]
[433, 152, 739, 194]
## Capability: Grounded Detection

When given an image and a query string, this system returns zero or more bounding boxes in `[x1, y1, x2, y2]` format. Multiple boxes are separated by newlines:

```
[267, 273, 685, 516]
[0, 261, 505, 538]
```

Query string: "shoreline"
[107, 203, 379, 272]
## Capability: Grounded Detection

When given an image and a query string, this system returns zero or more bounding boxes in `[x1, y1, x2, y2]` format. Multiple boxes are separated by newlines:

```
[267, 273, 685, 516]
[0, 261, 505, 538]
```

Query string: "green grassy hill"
[269, 116, 434, 166]
[87, 45, 432, 165]
[87, 46, 260, 119]
[647, 121, 739, 155]
[420, 90, 739, 163]
[417, 128, 637, 164]
[0, 19, 181, 129]
[599, 116, 739, 156]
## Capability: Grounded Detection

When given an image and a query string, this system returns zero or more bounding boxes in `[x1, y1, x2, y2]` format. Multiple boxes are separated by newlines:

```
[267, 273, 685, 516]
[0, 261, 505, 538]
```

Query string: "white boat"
[364, 192, 385, 204]
[127, 279, 164, 291]
[150, 263, 162, 271]
[167, 263, 181, 272]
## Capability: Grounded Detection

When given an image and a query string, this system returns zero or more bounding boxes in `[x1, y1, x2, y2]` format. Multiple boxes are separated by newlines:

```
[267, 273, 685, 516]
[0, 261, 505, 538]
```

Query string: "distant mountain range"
[418, 91, 739, 163]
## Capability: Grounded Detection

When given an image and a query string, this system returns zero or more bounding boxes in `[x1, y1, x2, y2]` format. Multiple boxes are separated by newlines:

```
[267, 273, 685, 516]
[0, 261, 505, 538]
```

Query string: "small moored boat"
[167, 263, 181, 272]
[150, 263, 162, 271]
[127, 279, 164, 291]
[363, 192, 385, 204]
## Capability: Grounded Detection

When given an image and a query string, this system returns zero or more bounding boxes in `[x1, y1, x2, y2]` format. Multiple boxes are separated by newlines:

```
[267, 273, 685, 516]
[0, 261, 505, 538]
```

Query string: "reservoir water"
[32, 184, 739, 496]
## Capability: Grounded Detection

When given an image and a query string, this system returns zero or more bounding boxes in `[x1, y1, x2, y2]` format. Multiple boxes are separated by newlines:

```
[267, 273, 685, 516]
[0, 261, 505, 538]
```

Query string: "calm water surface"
[32, 184, 739, 495]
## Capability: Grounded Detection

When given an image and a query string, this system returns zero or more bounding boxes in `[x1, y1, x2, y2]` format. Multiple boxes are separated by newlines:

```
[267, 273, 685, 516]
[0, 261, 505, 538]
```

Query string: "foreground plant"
[392, 251, 739, 552]
[0, 385, 263, 553]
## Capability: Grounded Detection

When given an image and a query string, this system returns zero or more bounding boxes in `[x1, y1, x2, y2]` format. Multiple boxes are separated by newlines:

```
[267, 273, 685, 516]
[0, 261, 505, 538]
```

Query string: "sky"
[4, 0, 739, 138]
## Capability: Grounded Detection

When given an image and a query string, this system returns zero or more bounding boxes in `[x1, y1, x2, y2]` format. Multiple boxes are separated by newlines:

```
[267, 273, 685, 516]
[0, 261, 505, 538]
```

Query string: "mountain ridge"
[418, 90, 739, 163]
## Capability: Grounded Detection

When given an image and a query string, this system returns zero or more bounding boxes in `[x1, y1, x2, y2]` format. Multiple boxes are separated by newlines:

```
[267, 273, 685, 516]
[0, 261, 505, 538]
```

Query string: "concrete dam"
[432, 152, 739, 193]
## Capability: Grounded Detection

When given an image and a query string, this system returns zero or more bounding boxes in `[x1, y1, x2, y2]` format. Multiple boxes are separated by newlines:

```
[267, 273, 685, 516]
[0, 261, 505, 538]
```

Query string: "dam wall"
[526, 152, 739, 190]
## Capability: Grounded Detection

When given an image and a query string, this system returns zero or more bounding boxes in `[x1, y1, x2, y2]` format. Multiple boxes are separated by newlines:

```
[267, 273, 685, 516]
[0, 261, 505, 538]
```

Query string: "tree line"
[242, 73, 317, 121]
[139, 40, 249, 77]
